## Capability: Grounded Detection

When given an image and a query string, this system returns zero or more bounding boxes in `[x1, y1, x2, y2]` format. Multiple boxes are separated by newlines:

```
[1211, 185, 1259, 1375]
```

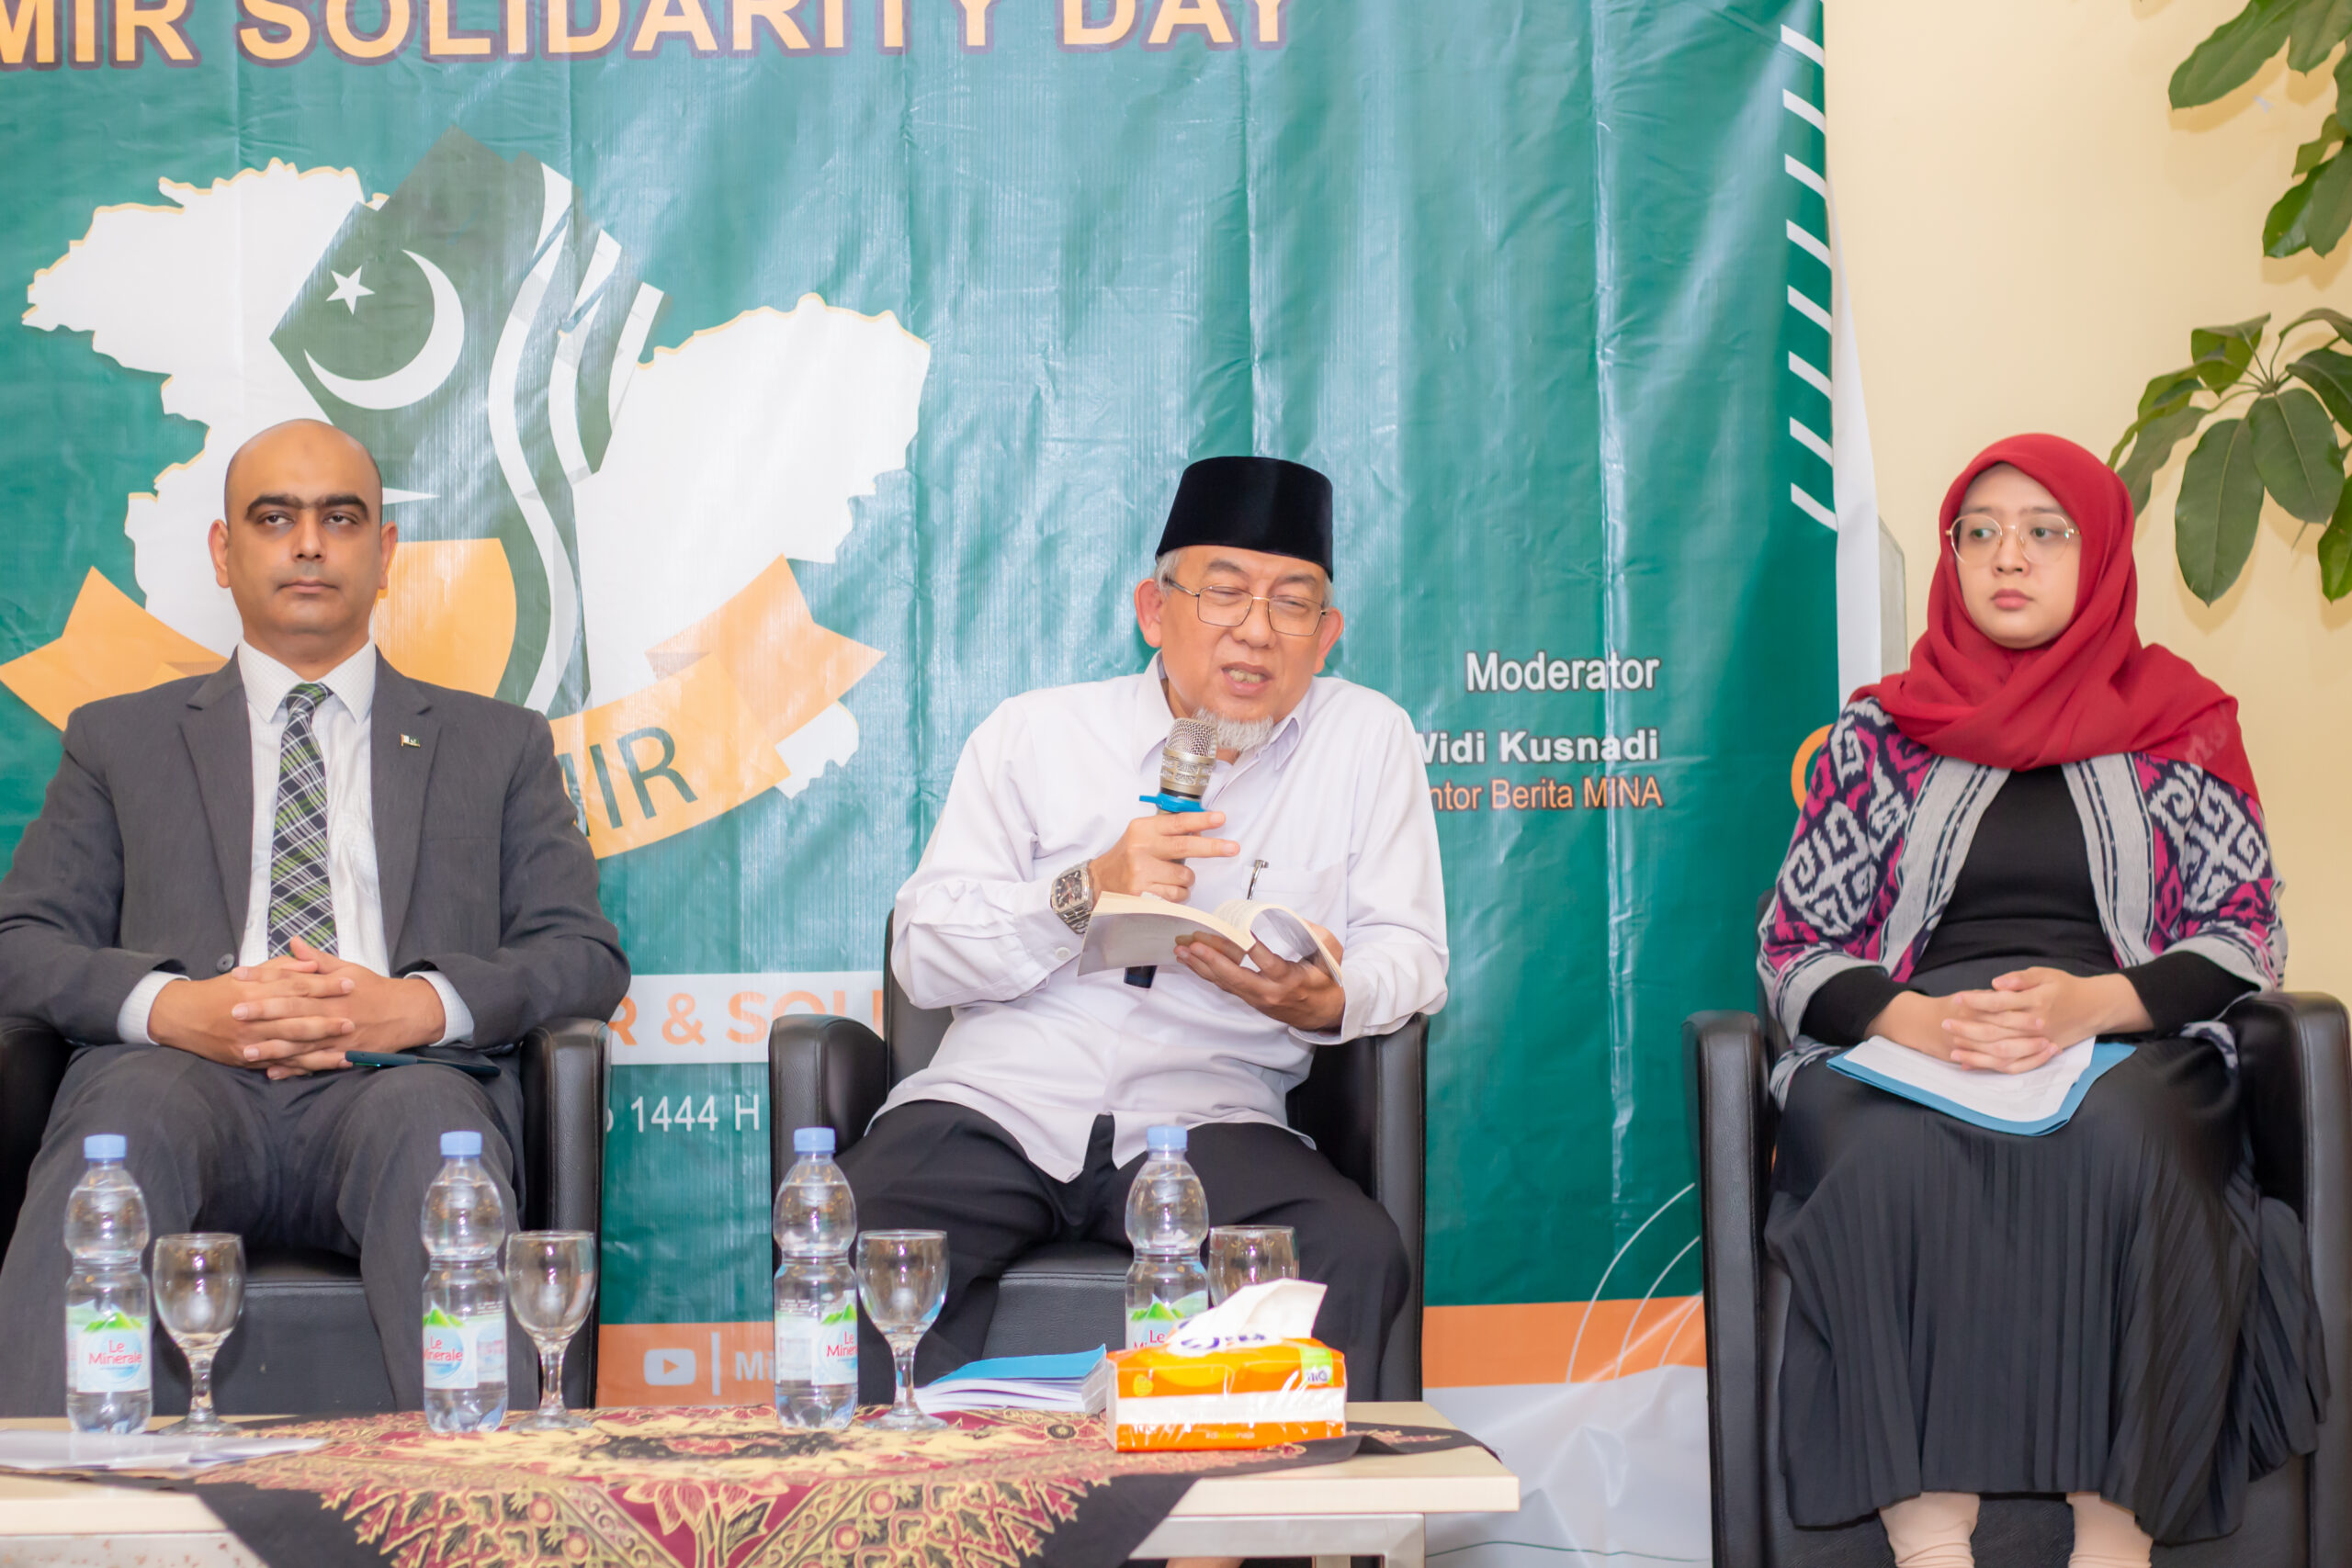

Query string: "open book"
[1079, 892, 1341, 980]
[1826, 1036, 2134, 1135]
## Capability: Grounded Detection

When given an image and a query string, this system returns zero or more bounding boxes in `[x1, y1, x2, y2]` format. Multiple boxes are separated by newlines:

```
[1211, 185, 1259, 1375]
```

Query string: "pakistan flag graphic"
[14, 128, 931, 857]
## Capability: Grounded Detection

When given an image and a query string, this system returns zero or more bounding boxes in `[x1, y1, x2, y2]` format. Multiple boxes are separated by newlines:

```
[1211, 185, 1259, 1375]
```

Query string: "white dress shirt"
[882, 660, 1449, 1179]
[114, 643, 474, 1045]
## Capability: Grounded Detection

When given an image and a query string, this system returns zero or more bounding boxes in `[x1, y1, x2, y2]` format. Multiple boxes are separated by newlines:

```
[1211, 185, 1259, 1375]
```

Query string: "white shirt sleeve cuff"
[115, 971, 185, 1046]
[419, 971, 475, 1045]
[1287, 971, 1357, 1047]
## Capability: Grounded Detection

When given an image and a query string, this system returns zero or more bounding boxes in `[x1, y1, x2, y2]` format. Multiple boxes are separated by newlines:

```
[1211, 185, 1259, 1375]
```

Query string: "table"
[0, 1402, 1517, 1568]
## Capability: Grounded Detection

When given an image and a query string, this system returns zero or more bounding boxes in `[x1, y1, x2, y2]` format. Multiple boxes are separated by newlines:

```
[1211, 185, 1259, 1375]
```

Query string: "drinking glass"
[856, 1230, 948, 1431]
[153, 1233, 243, 1436]
[504, 1231, 597, 1431]
[1207, 1225, 1298, 1305]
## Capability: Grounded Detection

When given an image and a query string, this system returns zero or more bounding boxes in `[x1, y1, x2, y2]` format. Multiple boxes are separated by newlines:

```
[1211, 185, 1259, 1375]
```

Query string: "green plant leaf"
[2295, 116, 2347, 174]
[2139, 367, 2206, 421]
[2176, 416, 2267, 601]
[2172, 0, 2296, 107]
[2289, 346, 2352, 426]
[2273, 147, 2352, 254]
[2267, 164, 2319, 254]
[2308, 146, 2352, 253]
[2320, 483, 2352, 599]
[2249, 387, 2346, 519]
[2109, 367, 2205, 470]
[2290, 0, 2352, 70]
[2190, 315, 2270, 391]
[2341, 32, 2352, 99]
[2117, 404, 2211, 513]
[2285, 305, 2352, 344]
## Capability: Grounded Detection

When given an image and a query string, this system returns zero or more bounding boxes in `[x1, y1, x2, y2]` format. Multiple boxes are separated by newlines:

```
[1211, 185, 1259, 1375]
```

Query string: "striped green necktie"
[265, 682, 338, 958]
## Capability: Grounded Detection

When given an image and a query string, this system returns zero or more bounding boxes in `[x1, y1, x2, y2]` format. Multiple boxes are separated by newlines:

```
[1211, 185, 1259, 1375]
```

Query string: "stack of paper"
[0, 1429, 325, 1472]
[1827, 1036, 2133, 1135]
[914, 1348, 1109, 1415]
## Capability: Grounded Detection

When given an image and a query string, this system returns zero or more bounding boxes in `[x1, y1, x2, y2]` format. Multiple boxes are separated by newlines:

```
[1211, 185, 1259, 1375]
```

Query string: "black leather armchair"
[769, 923, 1429, 1397]
[0, 1017, 610, 1415]
[1686, 989, 2352, 1566]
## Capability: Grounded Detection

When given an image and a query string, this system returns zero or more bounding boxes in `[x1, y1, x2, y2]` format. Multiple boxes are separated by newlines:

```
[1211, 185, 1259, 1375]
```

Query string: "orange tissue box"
[1104, 1336, 1347, 1450]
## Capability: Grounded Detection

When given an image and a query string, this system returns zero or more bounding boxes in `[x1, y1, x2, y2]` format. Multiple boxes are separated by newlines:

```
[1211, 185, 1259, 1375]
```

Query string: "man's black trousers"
[836, 1100, 1408, 1404]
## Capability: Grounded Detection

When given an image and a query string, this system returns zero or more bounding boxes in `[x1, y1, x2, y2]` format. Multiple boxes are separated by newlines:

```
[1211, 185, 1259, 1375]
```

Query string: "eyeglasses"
[1162, 579, 1331, 637]
[1948, 513, 2080, 566]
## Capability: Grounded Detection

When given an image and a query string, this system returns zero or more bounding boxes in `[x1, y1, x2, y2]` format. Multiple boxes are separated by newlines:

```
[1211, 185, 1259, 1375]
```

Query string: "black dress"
[1767, 767, 2326, 1541]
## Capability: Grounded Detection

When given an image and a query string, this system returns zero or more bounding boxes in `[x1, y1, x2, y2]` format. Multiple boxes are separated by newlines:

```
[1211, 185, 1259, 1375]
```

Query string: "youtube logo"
[605, 1324, 764, 1404]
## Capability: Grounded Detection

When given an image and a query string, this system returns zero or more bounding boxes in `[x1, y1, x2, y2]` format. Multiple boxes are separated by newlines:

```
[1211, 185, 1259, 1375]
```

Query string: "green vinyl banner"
[0, 0, 1840, 1556]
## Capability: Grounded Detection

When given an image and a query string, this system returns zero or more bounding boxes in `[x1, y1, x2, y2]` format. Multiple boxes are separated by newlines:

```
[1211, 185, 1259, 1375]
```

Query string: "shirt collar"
[238, 640, 379, 725]
[1130, 654, 1314, 771]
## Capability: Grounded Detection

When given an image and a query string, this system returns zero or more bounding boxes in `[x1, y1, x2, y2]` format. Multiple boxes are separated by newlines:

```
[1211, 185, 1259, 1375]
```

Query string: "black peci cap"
[1154, 456, 1334, 581]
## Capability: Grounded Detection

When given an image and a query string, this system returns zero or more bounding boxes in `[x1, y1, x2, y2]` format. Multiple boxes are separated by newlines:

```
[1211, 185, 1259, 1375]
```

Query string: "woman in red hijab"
[1756, 435, 2322, 1566]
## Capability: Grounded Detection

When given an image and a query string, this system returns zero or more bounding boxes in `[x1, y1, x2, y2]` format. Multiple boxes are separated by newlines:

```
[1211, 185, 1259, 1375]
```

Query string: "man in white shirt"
[842, 457, 1448, 1395]
[0, 420, 628, 1412]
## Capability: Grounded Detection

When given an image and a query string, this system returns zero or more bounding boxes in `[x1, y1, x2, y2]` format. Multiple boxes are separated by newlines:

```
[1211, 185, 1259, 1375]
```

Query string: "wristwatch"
[1051, 860, 1098, 936]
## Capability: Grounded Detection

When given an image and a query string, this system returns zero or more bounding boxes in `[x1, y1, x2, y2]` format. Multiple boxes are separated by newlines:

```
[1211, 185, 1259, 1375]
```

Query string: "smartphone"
[345, 1050, 500, 1080]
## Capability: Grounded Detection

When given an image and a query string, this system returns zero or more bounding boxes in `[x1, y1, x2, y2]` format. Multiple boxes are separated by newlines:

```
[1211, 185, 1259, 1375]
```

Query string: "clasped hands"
[147, 936, 448, 1079]
[1872, 966, 2153, 1075]
[1088, 809, 1346, 1033]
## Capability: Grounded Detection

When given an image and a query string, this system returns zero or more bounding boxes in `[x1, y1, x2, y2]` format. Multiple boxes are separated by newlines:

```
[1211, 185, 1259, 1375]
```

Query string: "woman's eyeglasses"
[1948, 513, 2080, 567]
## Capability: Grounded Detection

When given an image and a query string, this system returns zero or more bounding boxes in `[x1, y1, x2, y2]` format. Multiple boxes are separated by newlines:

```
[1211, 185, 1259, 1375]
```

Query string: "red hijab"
[1858, 433, 2258, 801]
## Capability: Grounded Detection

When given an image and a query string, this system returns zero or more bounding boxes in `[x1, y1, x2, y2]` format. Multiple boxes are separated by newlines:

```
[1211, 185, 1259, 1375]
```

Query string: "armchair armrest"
[2229, 990, 2352, 1564]
[517, 1018, 609, 1235]
[1684, 1009, 1773, 1568]
[517, 1017, 608, 1411]
[1287, 1015, 1427, 1402]
[0, 1019, 74, 1247]
[767, 1015, 890, 1166]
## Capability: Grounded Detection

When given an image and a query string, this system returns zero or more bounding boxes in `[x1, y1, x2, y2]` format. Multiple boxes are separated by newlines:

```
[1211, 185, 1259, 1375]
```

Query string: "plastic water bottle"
[63, 1134, 151, 1433]
[773, 1127, 857, 1428]
[420, 1130, 509, 1434]
[1124, 1125, 1210, 1348]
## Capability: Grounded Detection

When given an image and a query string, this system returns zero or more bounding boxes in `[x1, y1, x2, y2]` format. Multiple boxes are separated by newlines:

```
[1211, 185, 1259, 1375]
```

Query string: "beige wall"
[1830, 0, 2352, 997]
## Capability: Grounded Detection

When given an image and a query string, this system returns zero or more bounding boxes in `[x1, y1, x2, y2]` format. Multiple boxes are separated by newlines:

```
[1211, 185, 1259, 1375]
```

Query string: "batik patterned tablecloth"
[96, 1407, 1468, 1568]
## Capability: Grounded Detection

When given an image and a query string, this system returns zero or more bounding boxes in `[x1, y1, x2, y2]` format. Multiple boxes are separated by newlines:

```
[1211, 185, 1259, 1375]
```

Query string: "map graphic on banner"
[13, 130, 930, 861]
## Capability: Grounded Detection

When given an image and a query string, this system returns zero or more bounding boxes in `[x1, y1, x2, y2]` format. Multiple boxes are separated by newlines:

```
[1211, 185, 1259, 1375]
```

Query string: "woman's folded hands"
[1867, 969, 2154, 1074]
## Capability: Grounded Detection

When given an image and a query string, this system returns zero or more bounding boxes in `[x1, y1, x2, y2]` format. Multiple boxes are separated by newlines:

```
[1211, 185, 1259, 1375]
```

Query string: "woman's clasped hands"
[1871, 968, 2154, 1074]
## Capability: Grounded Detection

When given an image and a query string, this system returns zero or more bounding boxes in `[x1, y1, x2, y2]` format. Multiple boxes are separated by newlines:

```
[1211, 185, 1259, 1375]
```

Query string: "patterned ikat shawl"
[1758, 698, 2284, 1102]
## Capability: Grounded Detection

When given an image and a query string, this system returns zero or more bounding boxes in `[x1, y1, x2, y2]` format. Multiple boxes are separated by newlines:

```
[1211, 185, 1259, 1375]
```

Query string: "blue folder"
[929, 1348, 1105, 1384]
[1827, 1042, 2134, 1136]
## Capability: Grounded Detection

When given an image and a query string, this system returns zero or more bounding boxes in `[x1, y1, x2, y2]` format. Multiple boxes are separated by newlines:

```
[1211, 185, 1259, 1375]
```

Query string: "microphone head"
[1159, 716, 1217, 802]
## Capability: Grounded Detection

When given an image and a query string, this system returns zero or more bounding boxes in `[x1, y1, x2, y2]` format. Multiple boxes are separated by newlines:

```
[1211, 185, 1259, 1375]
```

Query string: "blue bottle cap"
[440, 1130, 483, 1157]
[1146, 1124, 1188, 1153]
[793, 1127, 836, 1156]
[83, 1134, 126, 1161]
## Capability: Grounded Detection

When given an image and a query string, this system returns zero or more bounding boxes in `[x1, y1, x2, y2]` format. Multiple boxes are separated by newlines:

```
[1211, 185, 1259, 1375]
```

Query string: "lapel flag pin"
[400, 734, 421, 749]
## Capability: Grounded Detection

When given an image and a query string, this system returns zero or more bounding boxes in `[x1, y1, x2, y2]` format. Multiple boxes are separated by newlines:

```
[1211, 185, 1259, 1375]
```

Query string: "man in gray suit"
[0, 419, 628, 1412]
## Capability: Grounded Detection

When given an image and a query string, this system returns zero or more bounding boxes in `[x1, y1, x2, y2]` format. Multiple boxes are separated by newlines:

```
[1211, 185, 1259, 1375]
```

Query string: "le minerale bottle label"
[1125, 1291, 1208, 1349]
[775, 1303, 858, 1387]
[423, 1306, 475, 1390]
[471, 1311, 508, 1383]
[816, 1303, 856, 1390]
[67, 1305, 150, 1393]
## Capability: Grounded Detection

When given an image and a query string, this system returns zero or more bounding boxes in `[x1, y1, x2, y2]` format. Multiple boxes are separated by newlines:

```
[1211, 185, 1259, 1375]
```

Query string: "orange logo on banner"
[0, 542, 876, 862]
[1791, 722, 1831, 805]
[599, 1321, 775, 1407]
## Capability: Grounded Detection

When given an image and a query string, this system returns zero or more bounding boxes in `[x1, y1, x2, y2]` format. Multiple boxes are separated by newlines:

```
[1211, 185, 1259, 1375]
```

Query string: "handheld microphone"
[1127, 716, 1219, 987]
[1143, 716, 1217, 811]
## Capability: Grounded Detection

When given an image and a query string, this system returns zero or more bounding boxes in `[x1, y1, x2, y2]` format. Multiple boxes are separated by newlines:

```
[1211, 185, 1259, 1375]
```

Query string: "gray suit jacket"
[0, 656, 629, 1045]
